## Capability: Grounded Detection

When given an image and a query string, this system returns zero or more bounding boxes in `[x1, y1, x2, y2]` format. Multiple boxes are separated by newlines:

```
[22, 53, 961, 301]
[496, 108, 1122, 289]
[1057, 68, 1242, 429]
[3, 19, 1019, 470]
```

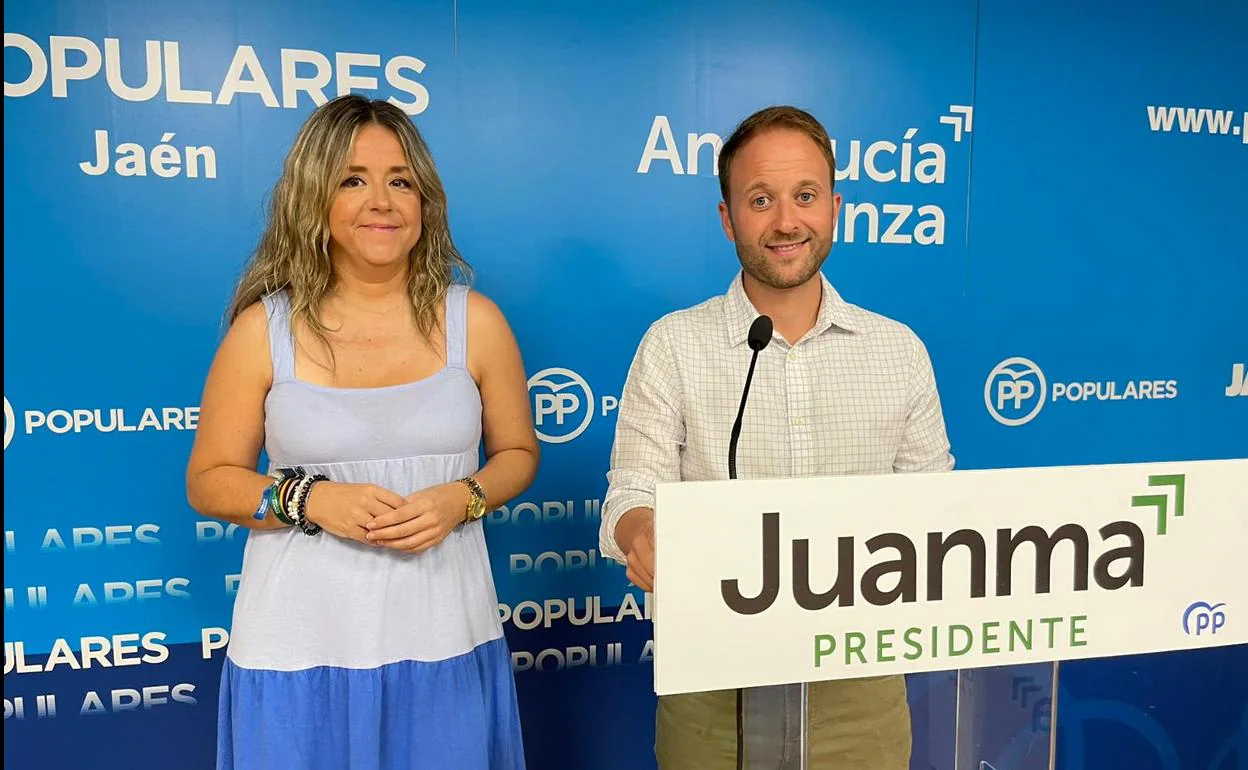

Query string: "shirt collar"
[723, 270, 860, 348]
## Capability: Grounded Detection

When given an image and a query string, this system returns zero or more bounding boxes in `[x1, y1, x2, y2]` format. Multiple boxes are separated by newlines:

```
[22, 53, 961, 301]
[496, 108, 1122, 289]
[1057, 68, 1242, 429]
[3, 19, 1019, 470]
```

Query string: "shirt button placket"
[786, 347, 812, 475]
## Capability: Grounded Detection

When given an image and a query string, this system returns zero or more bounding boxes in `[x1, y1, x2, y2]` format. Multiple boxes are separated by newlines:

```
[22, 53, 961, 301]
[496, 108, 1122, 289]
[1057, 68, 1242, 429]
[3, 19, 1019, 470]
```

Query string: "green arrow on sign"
[1131, 474, 1186, 535]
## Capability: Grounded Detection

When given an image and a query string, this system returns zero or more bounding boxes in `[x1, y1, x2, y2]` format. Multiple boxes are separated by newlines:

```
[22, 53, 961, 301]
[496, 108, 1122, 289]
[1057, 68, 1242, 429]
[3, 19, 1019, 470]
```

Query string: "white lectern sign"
[653, 459, 1247, 696]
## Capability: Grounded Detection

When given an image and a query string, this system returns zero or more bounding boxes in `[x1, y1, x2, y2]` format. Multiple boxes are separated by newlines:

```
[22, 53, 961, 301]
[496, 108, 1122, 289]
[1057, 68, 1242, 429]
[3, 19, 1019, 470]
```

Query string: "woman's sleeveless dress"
[216, 285, 525, 770]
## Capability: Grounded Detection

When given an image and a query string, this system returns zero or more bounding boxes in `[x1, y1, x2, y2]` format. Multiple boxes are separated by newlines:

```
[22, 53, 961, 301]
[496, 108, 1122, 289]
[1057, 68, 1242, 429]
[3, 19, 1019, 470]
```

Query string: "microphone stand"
[727, 315, 809, 770]
[728, 315, 778, 770]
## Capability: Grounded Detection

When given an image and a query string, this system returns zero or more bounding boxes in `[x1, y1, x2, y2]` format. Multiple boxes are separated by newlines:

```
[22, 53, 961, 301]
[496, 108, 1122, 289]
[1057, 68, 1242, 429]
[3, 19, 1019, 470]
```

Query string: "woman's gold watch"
[459, 476, 487, 522]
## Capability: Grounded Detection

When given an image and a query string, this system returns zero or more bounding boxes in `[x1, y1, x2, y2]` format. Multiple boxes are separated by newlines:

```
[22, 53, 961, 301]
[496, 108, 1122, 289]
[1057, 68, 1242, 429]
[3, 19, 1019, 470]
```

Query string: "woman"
[186, 94, 538, 770]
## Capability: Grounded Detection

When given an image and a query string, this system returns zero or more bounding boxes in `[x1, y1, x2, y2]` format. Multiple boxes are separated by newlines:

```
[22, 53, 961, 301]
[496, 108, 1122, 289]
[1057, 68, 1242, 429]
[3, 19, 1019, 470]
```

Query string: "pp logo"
[984, 357, 1047, 426]
[4, 396, 14, 451]
[528, 368, 594, 444]
[1182, 601, 1226, 636]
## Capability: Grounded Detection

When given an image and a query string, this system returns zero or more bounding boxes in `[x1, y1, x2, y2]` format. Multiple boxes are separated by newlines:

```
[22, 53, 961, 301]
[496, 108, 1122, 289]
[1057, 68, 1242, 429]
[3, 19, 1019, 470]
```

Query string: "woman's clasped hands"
[303, 480, 469, 553]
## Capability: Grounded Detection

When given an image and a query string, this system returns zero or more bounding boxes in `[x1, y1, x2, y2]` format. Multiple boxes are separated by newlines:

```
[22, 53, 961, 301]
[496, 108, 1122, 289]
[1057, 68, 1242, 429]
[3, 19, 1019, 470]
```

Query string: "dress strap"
[445, 284, 469, 370]
[260, 291, 296, 383]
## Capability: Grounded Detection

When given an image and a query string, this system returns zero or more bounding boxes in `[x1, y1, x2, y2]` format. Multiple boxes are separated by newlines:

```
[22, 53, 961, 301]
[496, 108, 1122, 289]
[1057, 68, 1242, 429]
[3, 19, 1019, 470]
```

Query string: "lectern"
[713, 661, 1058, 769]
[652, 458, 1245, 768]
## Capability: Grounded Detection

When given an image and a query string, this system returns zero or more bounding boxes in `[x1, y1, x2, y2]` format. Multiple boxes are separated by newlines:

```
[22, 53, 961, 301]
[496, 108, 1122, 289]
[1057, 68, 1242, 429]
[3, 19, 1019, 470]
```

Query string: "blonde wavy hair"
[225, 94, 471, 364]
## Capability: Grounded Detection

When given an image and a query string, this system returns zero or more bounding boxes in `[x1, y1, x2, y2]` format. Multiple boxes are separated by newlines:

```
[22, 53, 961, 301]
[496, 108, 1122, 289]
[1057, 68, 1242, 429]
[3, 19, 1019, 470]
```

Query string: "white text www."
[1147, 106, 1247, 144]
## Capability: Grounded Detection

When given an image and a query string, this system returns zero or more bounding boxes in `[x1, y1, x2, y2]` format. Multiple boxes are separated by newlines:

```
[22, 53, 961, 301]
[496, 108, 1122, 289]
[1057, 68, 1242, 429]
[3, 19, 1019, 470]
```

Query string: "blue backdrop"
[4, 0, 1245, 768]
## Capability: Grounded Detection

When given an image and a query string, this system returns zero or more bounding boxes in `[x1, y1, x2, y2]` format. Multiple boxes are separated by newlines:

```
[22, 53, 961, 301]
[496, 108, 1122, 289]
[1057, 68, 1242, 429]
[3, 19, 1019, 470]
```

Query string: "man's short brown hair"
[717, 105, 838, 202]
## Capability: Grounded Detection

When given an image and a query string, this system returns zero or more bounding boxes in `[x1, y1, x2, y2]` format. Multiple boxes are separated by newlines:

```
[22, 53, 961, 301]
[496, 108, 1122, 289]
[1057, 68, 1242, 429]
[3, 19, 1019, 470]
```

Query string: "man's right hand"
[616, 508, 656, 592]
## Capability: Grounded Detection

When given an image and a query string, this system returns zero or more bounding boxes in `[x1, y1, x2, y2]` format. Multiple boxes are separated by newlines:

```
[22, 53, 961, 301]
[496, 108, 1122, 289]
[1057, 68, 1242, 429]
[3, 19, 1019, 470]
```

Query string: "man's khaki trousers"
[655, 675, 911, 770]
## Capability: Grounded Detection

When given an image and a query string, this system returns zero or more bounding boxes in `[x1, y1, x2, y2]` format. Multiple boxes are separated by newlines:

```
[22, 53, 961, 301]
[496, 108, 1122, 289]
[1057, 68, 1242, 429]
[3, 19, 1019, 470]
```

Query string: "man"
[599, 105, 955, 769]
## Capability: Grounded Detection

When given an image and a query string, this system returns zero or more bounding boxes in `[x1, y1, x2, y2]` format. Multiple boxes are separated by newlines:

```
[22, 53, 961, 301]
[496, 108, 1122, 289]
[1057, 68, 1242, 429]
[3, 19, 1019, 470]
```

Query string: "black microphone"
[728, 313, 771, 769]
[728, 315, 772, 481]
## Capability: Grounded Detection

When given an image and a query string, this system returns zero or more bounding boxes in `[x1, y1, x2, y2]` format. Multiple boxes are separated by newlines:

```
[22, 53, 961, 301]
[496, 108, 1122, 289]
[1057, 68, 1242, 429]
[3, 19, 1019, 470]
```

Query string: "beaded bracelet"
[255, 467, 324, 531]
[271, 482, 296, 526]
[289, 474, 313, 529]
[276, 473, 300, 524]
[273, 468, 303, 526]
[291, 473, 328, 536]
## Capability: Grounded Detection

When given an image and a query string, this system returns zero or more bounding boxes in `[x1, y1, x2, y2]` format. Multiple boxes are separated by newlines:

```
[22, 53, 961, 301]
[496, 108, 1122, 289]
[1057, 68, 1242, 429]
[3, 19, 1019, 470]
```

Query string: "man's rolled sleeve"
[893, 331, 955, 474]
[600, 321, 686, 565]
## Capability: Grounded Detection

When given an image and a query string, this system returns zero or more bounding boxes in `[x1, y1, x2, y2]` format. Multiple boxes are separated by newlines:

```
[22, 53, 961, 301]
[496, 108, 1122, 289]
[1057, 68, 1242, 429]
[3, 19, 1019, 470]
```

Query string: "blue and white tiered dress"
[216, 285, 525, 770]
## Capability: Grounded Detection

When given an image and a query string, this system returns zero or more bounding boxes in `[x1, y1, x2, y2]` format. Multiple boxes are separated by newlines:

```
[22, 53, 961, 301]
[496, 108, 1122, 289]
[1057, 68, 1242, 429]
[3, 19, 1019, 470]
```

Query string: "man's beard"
[735, 231, 832, 290]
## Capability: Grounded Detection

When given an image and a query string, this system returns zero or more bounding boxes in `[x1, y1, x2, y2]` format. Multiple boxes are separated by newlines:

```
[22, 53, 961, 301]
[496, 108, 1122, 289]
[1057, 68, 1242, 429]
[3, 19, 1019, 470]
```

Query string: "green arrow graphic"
[1131, 473, 1186, 535]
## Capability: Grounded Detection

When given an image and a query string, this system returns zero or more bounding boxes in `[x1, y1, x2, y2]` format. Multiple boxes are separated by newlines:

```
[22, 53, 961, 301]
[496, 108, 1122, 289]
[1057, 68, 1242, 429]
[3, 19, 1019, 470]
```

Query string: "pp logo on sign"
[528, 368, 594, 444]
[1182, 601, 1227, 636]
[984, 357, 1047, 426]
[4, 396, 14, 451]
